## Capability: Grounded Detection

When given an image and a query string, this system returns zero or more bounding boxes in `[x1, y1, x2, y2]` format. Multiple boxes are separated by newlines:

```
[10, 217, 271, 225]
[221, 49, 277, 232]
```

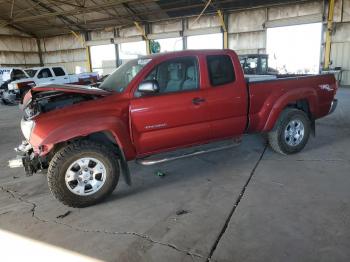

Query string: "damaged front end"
[8, 84, 111, 176]
[8, 141, 47, 175]
[9, 117, 49, 175]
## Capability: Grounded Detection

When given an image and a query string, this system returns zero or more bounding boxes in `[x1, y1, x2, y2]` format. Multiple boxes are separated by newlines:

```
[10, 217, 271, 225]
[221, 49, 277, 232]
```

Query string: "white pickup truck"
[0, 67, 29, 86]
[8, 66, 99, 91]
[2, 66, 99, 104]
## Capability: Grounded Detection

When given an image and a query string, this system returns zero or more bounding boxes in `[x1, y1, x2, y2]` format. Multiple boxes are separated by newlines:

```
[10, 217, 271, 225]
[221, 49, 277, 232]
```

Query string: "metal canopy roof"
[0, 0, 312, 37]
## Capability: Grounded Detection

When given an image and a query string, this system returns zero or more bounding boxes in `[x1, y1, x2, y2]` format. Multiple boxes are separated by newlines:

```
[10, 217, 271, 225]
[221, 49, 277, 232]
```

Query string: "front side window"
[37, 68, 52, 79]
[207, 55, 235, 86]
[52, 67, 66, 76]
[142, 56, 199, 94]
[99, 58, 151, 92]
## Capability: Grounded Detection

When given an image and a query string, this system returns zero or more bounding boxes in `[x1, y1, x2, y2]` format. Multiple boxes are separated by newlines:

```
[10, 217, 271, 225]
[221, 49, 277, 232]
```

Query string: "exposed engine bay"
[16, 87, 109, 176]
[23, 91, 98, 120]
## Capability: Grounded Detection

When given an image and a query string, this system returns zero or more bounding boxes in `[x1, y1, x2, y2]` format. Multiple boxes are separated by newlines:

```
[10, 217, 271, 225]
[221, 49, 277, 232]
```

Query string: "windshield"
[25, 69, 37, 77]
[11, 69, 28, 80]
[99, 58, 151, 92]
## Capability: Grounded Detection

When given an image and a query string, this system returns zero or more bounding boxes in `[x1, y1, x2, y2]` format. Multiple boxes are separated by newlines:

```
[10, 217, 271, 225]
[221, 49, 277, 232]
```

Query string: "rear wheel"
[47, 140, 119, 207]
[268, 108, 311, 155]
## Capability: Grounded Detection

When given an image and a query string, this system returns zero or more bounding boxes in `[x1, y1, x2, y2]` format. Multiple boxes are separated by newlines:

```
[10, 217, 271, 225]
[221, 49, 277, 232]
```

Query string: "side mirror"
[138, 80, 160, 94]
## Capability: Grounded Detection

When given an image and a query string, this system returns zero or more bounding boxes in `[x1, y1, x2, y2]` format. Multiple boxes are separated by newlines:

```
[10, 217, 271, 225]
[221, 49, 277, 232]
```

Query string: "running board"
[136, 139, 241, 166]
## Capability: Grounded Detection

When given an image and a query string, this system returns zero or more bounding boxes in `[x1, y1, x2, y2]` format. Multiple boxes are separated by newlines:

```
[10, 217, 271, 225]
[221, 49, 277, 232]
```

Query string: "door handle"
[192, 97, 206, 105]
[50, 79, 55, 81]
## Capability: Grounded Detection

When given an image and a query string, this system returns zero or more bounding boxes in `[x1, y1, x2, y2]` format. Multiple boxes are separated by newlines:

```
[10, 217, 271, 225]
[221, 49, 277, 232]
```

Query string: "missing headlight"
[21, 119, 35, 141]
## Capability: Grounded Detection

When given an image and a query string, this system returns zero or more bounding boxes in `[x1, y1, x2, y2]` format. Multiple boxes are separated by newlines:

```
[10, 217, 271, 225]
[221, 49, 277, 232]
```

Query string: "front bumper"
[8, 141, 42, 175]
[328, 99, 338, 115]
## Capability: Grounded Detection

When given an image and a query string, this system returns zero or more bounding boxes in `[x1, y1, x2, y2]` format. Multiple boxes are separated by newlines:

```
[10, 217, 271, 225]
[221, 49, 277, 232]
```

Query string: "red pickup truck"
[9, 49, 337, 207]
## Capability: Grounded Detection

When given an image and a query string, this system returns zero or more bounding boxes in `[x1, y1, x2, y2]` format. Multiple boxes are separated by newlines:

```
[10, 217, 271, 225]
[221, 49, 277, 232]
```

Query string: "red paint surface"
[27, 50, 337, 160]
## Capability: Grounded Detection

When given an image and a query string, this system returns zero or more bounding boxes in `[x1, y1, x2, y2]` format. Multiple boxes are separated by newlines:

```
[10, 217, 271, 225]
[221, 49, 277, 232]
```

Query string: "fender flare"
[263, 87, 318, 132]
[88, 130, 132, 186]
[35, 116, 136, 185]
[40, 116, 136, 158]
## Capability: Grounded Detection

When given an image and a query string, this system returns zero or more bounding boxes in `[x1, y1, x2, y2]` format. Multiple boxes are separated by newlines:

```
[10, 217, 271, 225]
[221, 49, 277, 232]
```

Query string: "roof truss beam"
[30, 0, 85, 31]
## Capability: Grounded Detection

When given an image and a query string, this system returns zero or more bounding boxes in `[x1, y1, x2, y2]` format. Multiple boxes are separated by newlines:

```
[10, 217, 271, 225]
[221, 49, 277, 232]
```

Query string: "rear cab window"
[52, 67, 66, 76]
[207, 55, 235, 86]
[37, 68, 53, 79]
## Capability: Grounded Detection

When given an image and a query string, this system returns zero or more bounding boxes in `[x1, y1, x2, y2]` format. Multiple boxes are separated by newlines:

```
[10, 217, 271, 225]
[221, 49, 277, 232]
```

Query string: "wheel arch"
[263, 88, 318, 133]
[37, 116, 136, 159]
[267, 107, 311, 155]
[285, 99, 315, 136]
[47, 139, 120, 207]
[87, 131, 132, 186]
[48, 130, 132, 186]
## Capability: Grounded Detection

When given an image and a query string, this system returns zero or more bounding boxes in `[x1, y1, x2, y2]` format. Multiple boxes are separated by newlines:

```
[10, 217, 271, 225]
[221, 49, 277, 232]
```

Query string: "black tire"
[47, 140, 120, 207]
[267, 108, 311, 155]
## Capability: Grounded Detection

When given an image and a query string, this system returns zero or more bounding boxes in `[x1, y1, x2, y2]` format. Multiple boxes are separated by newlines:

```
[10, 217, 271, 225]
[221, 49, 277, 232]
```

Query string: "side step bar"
[136, 139, 241, 166]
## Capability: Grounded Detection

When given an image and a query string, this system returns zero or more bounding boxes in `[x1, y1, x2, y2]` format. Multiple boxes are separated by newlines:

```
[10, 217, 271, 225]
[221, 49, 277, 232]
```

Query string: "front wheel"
[47, 140, 120, 207]
[267, 108, 311, 155]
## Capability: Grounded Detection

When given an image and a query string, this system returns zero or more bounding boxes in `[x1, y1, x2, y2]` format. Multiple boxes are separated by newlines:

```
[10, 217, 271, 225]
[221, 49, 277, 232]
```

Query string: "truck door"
[130, 56, 211, 155]
[52, 67, 69, 84]
[36, 68, 54, 85]
[205, 54, 248, 139]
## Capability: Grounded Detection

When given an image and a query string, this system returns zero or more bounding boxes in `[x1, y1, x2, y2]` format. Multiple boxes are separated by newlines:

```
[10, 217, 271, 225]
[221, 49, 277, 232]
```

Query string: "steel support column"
[71, 30, 91, 72]
[135, 21, 150, 55]
[114, 28, 120, 67]
[182, 18, 187, 50]
[36, 38, 44, 66]
[324, 0, 335, 69]
[217, 10, 228, 49]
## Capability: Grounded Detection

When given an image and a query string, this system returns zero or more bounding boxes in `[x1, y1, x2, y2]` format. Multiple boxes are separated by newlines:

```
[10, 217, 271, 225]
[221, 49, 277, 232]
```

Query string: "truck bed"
[247, 73, 337, 133]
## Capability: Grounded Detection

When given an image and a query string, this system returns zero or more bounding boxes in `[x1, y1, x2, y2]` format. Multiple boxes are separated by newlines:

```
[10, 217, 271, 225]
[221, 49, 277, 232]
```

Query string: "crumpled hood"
[31, 83, 110, 95]
[22, 84, 110, 107]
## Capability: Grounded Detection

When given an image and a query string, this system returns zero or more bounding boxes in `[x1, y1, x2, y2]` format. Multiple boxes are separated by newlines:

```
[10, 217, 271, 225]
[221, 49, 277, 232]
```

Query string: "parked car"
[9, 50, 337, 207]
[5, 66, 99, 102]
